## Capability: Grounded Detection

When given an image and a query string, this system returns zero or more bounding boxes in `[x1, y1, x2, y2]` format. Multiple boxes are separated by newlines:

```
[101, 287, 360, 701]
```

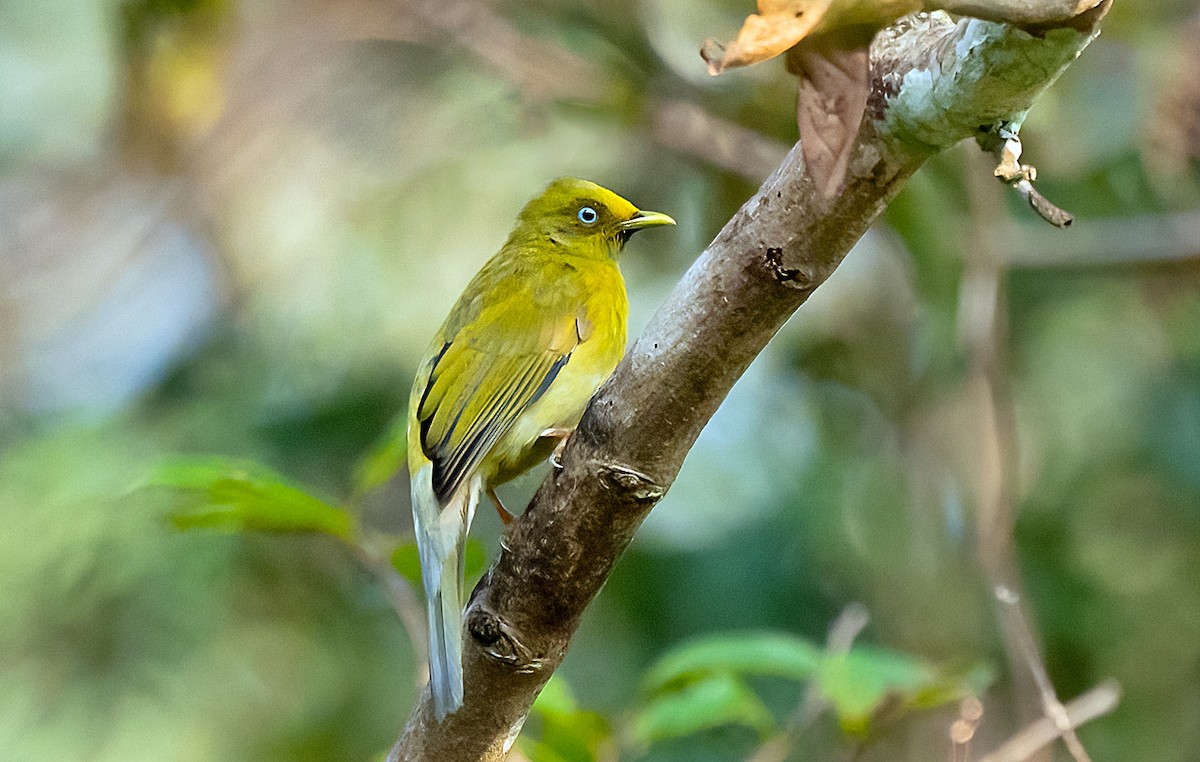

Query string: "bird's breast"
[486, 263, 628, 484]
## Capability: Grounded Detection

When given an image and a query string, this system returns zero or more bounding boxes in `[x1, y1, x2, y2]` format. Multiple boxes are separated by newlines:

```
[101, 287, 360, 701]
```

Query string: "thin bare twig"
[962, 145, 1100, 762]
[984, 123, 1073, 228]
[977, 681, 1122, 762]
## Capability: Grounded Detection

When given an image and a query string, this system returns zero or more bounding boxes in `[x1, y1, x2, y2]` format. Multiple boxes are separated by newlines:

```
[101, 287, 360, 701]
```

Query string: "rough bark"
[390, 6, 1111, 760]
[935, 0, 1107, 29]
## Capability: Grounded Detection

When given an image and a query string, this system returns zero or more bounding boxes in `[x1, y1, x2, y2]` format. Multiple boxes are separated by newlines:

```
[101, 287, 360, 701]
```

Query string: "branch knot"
[465, 606, 543, 674]
[765, 247, 811, 289]
[595, 463, 665, 504]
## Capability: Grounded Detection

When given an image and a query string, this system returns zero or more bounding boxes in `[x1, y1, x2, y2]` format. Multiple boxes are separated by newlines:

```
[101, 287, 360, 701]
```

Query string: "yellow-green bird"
[407, 178, 674, 719]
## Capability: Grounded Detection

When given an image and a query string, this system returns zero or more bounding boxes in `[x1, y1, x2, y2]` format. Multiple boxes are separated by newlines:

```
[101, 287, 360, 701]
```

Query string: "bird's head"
[512, 177, 675, 259]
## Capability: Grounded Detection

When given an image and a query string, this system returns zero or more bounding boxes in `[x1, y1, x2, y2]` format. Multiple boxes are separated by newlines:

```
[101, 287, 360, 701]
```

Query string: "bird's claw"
[541, 428, 573, 471]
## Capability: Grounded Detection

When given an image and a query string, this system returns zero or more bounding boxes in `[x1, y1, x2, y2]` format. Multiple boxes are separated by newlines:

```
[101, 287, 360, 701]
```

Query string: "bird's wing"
[415, 303, 585, 503]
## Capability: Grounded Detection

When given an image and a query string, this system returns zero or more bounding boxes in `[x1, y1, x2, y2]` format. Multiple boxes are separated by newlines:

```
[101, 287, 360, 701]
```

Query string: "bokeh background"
[3, 0, 1200, 760]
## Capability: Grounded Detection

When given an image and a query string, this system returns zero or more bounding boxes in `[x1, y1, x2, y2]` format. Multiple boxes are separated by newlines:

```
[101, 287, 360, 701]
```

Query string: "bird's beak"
[619, 210, 676, 232]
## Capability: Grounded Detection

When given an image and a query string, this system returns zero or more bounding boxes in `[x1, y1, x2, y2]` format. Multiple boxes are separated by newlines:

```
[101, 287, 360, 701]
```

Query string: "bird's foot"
[540, 427, 573, 470]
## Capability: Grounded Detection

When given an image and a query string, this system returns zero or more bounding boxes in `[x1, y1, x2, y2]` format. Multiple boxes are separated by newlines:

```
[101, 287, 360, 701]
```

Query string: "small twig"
[1015, 180, 1074, 228]
[992, 585, 1095, 762]
[985, 123, 1074, 228]
[826, 602, 871, 652]
[963, 146, 1093, 762]
[976, 681, 1122, 762]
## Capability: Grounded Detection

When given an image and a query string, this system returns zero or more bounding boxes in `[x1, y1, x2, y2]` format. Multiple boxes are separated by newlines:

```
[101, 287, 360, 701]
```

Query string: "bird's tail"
[426, 538, 464, 719]
[411, 464, 478, 720]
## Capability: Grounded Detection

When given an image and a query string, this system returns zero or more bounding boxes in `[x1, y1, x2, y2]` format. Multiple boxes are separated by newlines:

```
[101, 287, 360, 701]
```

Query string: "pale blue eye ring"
[577, 206, 598, 225]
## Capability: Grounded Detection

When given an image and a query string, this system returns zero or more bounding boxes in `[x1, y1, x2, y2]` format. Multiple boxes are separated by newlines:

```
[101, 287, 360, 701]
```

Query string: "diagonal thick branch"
[391, 6, 1110, 760]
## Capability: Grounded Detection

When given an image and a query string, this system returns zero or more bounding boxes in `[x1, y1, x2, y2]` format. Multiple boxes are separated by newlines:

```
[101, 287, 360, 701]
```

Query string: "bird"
[406, 177, 675, 719]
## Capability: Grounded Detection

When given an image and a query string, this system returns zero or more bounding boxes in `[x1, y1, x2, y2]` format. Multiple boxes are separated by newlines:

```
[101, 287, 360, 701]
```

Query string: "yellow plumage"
[406, 178, 674, 718]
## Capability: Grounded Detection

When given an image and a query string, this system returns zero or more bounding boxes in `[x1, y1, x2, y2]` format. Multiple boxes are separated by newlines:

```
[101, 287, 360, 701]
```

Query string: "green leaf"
[353, 416, 408, 496]
[643, 631, 822, 693]
[816, 645, 932, 733]
[391, 537, 489, 587]
[148, 458, 351, 539]
[145, 458, 280, 491]
[632, 672, 774, 746]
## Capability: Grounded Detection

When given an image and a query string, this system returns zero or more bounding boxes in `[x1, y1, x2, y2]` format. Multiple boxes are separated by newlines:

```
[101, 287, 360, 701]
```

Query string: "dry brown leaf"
[790, 32, 872, 197]
[702, 0, 921, 74]
[702, 0, 925, 196]
[702, 0, 833, 75]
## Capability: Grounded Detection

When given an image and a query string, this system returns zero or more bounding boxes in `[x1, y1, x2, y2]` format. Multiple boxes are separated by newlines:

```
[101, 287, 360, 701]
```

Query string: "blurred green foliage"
[635, 630, 990, 742]
[152, 458, 352, 537]
[3, 0, 1200, 760]
[523, 678, 613, 762]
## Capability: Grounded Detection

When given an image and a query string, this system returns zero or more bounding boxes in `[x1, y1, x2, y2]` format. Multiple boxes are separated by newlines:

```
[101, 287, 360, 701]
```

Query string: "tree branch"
[934, 0, 1107, 30]
[390, 7, 1111, 760]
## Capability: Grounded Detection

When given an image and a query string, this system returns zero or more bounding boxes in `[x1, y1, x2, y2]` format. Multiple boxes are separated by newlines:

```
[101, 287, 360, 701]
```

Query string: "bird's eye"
[577, 206, 598, 225]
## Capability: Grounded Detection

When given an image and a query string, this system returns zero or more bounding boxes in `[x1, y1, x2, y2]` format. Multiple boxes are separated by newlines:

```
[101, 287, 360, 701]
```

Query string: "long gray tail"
[425, 542, 464, 719]
[410, 464, 475, 720]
